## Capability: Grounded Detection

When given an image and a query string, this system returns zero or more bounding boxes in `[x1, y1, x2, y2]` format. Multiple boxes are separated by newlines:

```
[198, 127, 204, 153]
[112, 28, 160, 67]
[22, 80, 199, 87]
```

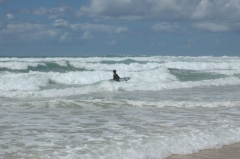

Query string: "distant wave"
[1, 56, 240, 98]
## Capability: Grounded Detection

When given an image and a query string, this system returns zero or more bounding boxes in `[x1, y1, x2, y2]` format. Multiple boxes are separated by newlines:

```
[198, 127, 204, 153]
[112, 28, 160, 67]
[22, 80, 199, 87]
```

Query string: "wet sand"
[167, 143, 240, 159]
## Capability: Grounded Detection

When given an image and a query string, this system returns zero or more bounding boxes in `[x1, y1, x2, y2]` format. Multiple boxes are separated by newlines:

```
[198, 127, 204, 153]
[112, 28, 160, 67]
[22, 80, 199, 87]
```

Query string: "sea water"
[1, 56, 240, 159]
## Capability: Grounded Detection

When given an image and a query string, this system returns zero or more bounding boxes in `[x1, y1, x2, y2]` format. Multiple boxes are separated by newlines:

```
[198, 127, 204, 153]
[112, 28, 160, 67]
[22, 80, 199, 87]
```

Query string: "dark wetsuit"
[113, 74, 120, 81]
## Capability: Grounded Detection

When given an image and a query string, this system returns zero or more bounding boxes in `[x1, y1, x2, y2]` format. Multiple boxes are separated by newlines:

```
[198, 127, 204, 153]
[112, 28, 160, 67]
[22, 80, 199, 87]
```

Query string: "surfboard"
[109, 77, 131, 82]
[119, 77, 131, 82]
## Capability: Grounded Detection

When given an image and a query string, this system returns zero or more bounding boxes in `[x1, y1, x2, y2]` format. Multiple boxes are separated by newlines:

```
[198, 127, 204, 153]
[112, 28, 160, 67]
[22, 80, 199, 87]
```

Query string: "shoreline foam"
[167, 143, 240, 159]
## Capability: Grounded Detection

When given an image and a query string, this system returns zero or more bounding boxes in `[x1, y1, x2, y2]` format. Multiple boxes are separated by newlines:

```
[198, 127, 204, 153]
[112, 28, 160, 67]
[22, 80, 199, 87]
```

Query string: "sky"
[0, 0, 240, 56]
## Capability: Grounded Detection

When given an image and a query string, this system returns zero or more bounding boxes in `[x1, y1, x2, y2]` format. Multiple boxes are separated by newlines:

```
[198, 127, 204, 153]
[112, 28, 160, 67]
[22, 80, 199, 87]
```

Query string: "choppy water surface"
[1, 56, 240, 159]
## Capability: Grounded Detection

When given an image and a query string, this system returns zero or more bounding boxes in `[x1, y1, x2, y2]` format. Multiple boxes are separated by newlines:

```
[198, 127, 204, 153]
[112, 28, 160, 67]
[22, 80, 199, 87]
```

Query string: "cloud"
[77, 0, 240, 23]
[115, 26, 129, 34]
[77, 0, 197, 20]
[192, 22, 231, 32]
[0, 20, 129, 44]
[192, 0, 213, 20]
[152, 22, 180, 32]
[53, 19, 69, 27]
[0, 23, 62, 44]
[7, 14, 14, 19]
[81, 31, 94, 40]
[33, 7, 48, 15]
[193, 22, 240, 32]
[0, 0, 9, 5]
[81, 0, 150, 20]
[1, 23, 45, 34]
[32, 7, 72, 19]
[76, 0, 240, 33]
[70, 23, 130, 34]
[191, 0, 240, 21]
[59, 32, 72, 42]
[71, 23, 112, 33]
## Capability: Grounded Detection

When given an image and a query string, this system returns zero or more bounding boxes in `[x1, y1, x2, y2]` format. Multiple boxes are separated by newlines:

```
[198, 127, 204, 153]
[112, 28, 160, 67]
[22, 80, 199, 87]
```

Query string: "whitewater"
[1, 56, 240, 159]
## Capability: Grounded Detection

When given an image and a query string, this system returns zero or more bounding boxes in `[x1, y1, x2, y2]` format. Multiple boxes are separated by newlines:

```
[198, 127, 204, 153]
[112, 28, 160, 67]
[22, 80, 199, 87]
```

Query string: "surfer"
[113, 70, 120, 81]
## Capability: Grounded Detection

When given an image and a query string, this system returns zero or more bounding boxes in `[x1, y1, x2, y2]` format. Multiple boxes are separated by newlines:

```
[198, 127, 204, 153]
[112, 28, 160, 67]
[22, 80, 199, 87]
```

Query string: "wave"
[0, 67, 175, 91]
[51, 98, 240, 108]
[164, 61, 240, 70]
[0, 73, 49, 91]
[1, 76, 239, 98]
[125, 100, 240, 108]
[1, 56, 240, 98]
[0, 61, 46, 70]
[5, 98, 240, 159]
[1, 56, 240, 72]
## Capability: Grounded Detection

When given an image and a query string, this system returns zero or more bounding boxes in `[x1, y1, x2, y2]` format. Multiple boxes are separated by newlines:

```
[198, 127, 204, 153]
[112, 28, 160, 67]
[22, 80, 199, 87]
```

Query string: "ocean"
[1, 56, 240, 159]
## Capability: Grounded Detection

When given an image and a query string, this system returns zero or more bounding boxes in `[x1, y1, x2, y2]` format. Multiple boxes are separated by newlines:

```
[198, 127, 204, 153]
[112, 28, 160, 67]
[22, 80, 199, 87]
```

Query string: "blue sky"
[0, 0, 240, 56]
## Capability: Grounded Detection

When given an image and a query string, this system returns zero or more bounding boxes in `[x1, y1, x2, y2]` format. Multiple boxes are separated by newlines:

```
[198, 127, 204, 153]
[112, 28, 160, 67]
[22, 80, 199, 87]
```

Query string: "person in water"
[113, 70, 120, 81]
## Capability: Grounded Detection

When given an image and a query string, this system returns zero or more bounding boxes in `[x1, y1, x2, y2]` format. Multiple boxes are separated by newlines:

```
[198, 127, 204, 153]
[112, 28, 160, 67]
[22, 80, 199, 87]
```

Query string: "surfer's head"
[113, 70, 116, 74]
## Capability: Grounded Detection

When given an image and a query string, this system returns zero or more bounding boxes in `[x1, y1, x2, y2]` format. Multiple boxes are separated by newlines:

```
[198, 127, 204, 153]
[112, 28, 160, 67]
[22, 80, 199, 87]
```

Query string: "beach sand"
[167, 143, 240, 159]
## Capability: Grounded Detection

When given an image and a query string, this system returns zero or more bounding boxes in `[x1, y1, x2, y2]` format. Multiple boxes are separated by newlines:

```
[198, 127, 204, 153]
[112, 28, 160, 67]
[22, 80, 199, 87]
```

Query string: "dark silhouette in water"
[113, 70, 120, 82]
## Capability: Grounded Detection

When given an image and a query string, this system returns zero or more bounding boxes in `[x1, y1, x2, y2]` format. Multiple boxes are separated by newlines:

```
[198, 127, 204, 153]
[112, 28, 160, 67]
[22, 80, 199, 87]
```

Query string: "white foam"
[0, 73, 49, 91]
[0, 56, 161, 63]
[1, 56, 240, 98]
[54, 60, 68, 66]
[68, 59, 240, 72]
[2, 56, 240, 159]
[1, 56, 240, 64]
[46, 71, 110, 84]
[2, 98, 240, 159]
[166, 76, 240, 89]
[69, 62, 163, 71]
[70, 98, 240, 108]
[0, 61, 45, 70]
[0, 76, 239, 98]
[125, 100, 240, 108]
[26, 67, 175, 85]
[129, 67, 177, 82]
[164, 61, 240, 71]
[1, 56, 240, 72]
[207, 69, 240, 75]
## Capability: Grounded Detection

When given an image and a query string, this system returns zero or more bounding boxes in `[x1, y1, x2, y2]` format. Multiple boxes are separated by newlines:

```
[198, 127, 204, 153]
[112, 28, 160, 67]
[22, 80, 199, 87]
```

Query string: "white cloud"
[149, 0, 182, 13]
[48, 7, 70, 19]
[192, 0, 213, 20]
[33, 7, 47, 15]
[77, 0, 240, 24]
[70, 23, 130, 34]
[2, 23, 45, 34]
[192, 22, 231, 32]
[77, 0, 240, 32]
[59, 32, 72, 42]
[77, 0, 194, 20]
[115, 26, 129, 34]
[7, 14, 14, 19]
[0, 19, 130, 44]
[49, 7, 67, 13]
[32, 7, 71, 19]
[0, 23, 62, 44]
[74, 23, 112, 33]
[53, 19, 69, 27]
[152, 22, 180, 32]
[191, 0, 240, 21]
[81, 31, 94, 40]
[22, 30, 61, 41]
